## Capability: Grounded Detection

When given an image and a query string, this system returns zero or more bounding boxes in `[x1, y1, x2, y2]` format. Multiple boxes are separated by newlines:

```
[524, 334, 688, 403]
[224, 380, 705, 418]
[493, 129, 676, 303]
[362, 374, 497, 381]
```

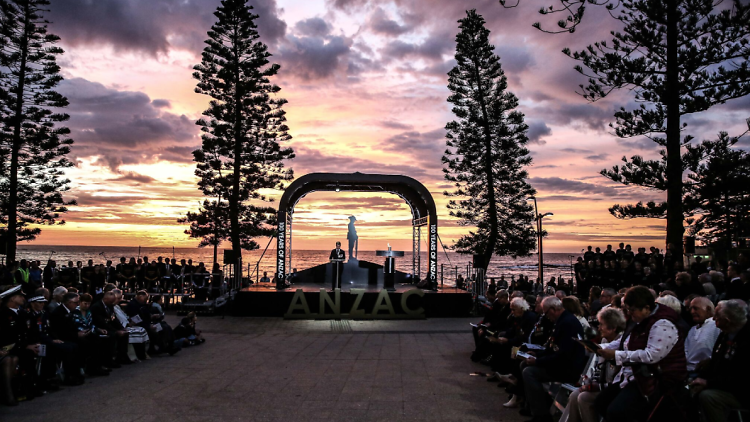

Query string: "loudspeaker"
[683, 236, 696, 254]
[223, 249, 236, 265]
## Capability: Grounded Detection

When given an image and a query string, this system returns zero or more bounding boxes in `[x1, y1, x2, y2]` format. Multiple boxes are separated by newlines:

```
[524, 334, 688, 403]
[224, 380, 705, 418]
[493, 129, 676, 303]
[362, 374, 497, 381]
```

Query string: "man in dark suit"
[329, 241, 345, 290]
[91, 291, 130, 365]
[692, 299, 749, 422]
[42, 260, 57, 288]
[522, 296, 586, 422]
[48, 293, 90, 382]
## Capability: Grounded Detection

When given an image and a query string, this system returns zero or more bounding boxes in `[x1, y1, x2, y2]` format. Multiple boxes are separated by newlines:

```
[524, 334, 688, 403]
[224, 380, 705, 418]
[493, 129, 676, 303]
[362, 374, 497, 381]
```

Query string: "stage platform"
[230, 259, 472, 318]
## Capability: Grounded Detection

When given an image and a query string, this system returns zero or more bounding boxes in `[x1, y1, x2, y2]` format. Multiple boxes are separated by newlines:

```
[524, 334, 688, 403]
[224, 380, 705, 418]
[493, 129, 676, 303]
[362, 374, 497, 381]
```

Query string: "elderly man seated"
[685, 297, 721, 377]
[522, 296, 586, 422]
[691, 300, 749, 422]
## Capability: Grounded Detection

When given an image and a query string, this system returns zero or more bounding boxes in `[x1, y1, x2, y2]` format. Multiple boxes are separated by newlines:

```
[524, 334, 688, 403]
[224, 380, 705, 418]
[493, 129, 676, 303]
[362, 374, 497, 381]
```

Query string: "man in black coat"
[125, 291, 179, 355]
[522, 296, 586, 422]
[692, 299, 750, 422]
[91, 291, 130, 365]
[329, 242, 345, 290]
[471, 289, 509, 361]
[48, 292, 88, 383]
[42, 260, 57, 288]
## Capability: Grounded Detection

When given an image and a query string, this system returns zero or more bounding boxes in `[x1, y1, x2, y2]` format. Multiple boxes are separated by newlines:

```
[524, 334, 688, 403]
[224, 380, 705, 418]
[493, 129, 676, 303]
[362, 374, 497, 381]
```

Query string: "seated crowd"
[0, 256, 225, 296]
[0, 282, 206, 406]
[470, 245, 750, 422]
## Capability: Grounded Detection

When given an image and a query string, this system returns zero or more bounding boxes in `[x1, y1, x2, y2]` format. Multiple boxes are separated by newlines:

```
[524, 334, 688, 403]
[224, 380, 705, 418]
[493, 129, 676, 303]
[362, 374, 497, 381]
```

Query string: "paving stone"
[0, 315, 528, 422]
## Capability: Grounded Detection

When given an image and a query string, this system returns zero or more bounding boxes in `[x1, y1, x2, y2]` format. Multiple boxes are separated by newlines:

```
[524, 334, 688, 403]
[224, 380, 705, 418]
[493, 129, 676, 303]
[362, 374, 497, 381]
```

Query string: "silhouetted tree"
[190, 0, 294, 275]
[443, 9, 537, 271]
[502, 0, 750, 252]
[684, 132, 750, 250]
[178, 198, 230, 267]
[0, 0, 74, 261]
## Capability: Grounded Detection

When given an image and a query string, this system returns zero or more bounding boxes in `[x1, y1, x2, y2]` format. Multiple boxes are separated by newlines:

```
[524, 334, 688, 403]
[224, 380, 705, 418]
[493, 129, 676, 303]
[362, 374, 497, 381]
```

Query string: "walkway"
[1, 317, 526, 422]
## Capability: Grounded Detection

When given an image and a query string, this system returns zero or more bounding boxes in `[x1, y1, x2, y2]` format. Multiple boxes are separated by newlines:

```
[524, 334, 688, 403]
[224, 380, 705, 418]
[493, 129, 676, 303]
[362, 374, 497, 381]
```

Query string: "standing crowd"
[0, 255, 211, 406]
[0, 256, 225, 297]
[471, 243, 749, 422]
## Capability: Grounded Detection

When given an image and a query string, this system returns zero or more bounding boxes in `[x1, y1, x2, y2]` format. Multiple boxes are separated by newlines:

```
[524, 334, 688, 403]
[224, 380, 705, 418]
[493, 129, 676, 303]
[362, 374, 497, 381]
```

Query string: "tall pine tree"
[189, 0, 293, 274]
[0, 0, 74, 262]
[502, 0, 750, 252]
[443, 9, 537, 271]
[684, 132, 750, 251]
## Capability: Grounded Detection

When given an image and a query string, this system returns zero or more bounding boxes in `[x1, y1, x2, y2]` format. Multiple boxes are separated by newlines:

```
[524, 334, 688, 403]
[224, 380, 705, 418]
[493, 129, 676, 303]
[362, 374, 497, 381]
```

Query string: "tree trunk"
[472, 59, 499, 272]
[228, 29, 243, 281]
[665, 0, 684, 254]
[213, 242, 218, 269]
[7, 3, 31, 263]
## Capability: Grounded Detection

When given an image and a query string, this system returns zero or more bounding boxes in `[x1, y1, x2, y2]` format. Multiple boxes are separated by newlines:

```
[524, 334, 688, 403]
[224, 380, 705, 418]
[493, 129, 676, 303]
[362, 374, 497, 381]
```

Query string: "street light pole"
[527, 196, 541, 284]
[538, 211, 553, 286]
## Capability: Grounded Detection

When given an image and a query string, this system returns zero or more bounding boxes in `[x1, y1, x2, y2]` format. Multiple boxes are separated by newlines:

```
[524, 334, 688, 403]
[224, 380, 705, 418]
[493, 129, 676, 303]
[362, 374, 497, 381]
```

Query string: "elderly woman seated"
[565, 307, 627, 422]
[594, 286, 688, 422]
[485, 297, 538, 407]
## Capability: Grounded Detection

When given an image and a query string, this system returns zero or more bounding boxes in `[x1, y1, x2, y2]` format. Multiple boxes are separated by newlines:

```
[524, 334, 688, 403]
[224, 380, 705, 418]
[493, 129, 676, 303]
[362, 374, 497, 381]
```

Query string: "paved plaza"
[1, 316, 526, 422]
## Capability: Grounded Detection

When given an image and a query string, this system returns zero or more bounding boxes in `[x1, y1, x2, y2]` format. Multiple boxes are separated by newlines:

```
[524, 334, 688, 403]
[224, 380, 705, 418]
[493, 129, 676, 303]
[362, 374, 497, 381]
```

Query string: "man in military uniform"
[26, 295, 65, 391]
[0, 286, 26, 405]
[0, 286, 28, 358]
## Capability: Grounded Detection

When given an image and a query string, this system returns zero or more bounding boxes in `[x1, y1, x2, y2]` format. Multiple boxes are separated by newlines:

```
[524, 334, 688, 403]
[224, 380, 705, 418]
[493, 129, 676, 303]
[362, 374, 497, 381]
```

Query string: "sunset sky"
[29, 0, 750, 253]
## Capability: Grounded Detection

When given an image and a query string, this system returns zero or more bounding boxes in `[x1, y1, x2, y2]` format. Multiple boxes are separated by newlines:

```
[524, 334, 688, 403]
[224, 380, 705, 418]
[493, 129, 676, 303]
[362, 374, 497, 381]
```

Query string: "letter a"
[372, 289, 396, 316]
[284, 289, 311, 317]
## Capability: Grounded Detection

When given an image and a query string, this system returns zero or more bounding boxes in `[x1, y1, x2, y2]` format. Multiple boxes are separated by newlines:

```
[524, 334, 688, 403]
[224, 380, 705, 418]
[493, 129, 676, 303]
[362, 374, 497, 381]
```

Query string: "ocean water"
[14, 245, 578, 287]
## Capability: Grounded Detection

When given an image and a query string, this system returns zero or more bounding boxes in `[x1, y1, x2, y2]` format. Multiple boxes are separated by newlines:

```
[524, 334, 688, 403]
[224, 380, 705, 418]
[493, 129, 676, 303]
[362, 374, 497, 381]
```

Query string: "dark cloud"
[377, 120, 414, 130]
[529, 176, 621, 197]
[527, 120, 551, 144]
[278, 34, 352, 80]
[618, 137, 661, 151]
[720, 94, 750, 111]
[71, 192, 155, 207]
[48, 0, 287, 55]
[368, 7, 412, 36]
[58, 77, 199, 171]
[111, 171, 157, 184]
[535, 102, 614, 132]
[539, 195, 602, 201]
[151, 99, 171, 108]
[585, 153, 609, 162]
[560, 147, 591, 154]
[290, 145, 430, 179]
[327, 0, 370, 12]
[379, 128, 445, 167]
[294, 17, 332, 37]
[380, 29, 454, 62]
[495, 45, 535, 75]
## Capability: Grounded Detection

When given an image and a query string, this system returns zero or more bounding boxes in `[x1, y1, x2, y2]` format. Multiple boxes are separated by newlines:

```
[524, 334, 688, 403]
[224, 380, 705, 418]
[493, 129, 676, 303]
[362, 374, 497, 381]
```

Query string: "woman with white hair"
[566, 307, 627, 422]
[486, 297, 538, 407]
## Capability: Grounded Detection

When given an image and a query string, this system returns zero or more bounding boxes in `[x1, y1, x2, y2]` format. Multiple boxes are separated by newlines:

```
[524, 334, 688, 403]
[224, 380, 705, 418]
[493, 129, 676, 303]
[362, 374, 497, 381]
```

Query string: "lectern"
[330, 258, 345, 290]
[376, 246, 404, 291]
